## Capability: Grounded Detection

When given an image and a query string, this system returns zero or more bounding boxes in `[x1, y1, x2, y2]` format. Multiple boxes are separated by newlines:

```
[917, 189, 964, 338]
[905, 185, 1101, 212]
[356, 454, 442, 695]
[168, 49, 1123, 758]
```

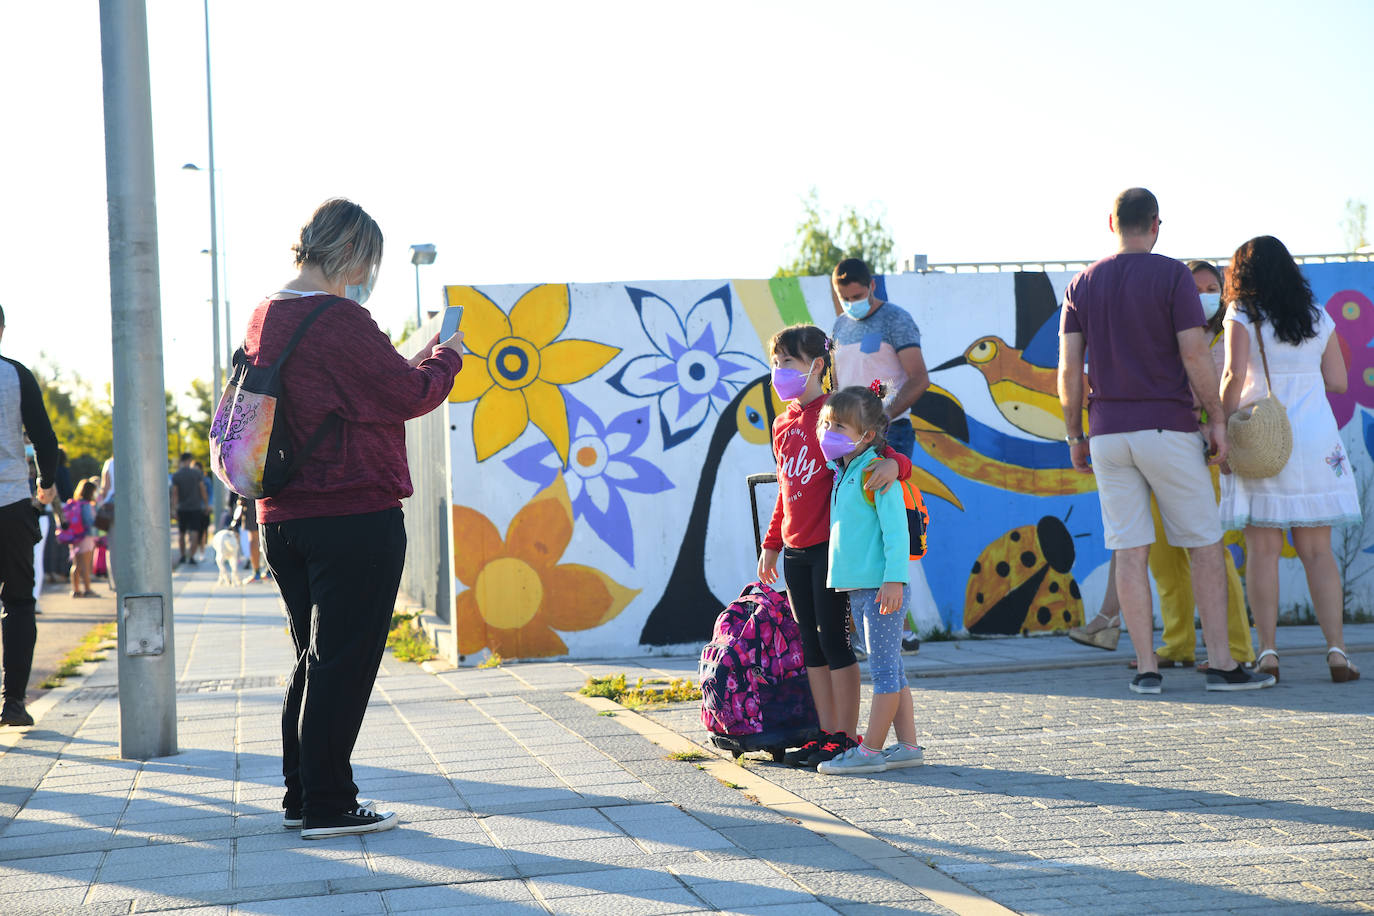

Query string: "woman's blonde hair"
[292, 198, 384, 285]
[819, 384, 889, 453]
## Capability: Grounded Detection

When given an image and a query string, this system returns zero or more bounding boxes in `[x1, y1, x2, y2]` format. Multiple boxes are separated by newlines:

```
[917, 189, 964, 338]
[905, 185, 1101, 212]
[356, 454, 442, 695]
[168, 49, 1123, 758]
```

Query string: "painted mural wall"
[435, 262, 1374, 660]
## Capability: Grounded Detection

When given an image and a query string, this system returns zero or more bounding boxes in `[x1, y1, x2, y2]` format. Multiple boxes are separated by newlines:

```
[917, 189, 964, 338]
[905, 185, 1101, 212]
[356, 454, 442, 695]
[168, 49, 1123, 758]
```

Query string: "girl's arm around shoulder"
[873, 481, 910, 585]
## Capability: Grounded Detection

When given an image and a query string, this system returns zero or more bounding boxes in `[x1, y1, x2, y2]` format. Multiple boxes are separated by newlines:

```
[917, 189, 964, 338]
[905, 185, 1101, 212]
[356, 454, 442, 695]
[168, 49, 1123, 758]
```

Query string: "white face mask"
[345, 263, 379, 306]
[1199, 292, 1222, 319]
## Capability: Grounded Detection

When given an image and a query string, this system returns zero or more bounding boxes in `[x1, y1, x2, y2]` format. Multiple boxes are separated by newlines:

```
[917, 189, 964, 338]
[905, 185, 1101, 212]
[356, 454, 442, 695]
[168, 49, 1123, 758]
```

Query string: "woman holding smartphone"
[248, 198, 465, 839]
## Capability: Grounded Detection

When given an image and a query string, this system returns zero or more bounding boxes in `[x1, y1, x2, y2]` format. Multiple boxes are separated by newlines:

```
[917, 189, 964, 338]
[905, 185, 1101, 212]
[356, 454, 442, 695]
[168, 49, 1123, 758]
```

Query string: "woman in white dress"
[1219, 236, 1360, 683]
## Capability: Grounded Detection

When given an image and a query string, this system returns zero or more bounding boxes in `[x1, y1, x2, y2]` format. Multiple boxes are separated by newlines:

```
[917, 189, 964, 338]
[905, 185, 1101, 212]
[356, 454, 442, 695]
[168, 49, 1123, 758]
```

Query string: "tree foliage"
[33, 358, 211, 481]
[775, 188, 896, 278]
[1343, 198, 1369, 253]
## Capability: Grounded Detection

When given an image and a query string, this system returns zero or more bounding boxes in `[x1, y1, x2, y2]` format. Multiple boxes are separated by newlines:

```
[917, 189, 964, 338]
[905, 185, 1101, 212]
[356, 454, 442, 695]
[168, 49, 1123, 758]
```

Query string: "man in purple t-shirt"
[1057, 188, 1274, 695]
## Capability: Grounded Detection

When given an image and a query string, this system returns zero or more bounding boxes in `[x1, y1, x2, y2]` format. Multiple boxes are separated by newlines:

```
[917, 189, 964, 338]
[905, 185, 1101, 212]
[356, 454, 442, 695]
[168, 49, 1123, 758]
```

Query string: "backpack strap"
[275, 298, 339, 366]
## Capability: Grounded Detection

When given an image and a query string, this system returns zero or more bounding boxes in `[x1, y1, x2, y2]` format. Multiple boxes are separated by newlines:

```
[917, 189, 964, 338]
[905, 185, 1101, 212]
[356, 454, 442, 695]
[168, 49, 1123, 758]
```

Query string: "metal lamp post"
[409, 244, 437, 329]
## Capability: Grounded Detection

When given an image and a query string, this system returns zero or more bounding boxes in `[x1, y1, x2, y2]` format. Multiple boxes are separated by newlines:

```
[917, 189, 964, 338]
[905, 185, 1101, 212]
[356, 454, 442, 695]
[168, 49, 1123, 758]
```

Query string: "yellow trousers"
[1147, 467, 1255, 663]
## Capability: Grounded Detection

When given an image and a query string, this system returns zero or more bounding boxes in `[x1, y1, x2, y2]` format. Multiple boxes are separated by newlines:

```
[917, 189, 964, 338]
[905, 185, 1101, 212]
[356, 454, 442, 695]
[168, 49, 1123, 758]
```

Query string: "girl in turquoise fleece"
[815, 384, 923, 775]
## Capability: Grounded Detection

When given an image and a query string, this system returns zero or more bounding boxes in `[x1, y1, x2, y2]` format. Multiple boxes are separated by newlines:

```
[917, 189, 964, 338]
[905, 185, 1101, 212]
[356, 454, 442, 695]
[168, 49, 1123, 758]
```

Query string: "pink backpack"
[698, 583, 816, 743]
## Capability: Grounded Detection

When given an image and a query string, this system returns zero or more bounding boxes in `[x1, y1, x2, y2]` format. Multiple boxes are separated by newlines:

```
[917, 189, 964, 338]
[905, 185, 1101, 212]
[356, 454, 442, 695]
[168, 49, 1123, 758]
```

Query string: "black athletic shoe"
[1205, 666, 1276, 691]
[784, 736, 824, 767]
[1, 700, 34, 727]
[805, 732, 857, 767]
[1129, 672, 1163, 695]
[284, 809, 302, 829]
[902, 634, 921, 653]
[301, 804, 398, 839]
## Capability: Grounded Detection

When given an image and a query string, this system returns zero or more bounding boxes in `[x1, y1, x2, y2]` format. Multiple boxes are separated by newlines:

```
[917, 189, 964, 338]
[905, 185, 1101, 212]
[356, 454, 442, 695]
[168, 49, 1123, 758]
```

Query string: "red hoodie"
[762, 393, 911, 551]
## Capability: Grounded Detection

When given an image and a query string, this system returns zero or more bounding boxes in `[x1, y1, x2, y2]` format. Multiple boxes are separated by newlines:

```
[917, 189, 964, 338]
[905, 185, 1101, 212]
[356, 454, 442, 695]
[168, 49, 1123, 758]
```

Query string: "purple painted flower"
[607, 285, 766, 449]
[505, 394, 672, 566]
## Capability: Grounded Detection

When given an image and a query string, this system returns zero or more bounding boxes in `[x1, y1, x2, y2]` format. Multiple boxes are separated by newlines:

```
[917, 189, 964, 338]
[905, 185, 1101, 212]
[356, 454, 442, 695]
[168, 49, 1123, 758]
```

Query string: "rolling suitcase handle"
[746, 472, 778, 560]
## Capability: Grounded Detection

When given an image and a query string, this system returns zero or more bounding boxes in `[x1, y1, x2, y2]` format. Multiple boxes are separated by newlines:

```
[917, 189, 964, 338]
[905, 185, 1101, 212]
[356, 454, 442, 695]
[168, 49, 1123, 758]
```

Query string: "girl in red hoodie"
[759, 324, 911, 767]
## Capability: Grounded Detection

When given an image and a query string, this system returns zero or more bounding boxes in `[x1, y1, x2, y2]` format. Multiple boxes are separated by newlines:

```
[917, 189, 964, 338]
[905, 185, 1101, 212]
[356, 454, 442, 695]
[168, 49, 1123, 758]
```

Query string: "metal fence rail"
[399, 321, 453, 632]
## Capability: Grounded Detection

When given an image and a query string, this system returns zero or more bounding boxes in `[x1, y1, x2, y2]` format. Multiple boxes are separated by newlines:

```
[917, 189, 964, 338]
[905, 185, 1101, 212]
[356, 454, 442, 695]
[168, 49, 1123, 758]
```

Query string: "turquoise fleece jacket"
[825, 447, 910, 589]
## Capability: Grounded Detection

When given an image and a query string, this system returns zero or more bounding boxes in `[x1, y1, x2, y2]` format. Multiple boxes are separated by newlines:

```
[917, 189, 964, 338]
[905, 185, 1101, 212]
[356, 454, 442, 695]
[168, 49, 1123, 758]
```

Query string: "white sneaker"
[881, 744, 924, 769]
[817, 745, 888, 775]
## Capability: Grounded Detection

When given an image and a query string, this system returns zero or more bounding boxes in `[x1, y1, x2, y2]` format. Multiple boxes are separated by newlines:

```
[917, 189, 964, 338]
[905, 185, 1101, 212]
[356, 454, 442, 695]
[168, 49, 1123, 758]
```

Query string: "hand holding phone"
[438, 305, 464, 353]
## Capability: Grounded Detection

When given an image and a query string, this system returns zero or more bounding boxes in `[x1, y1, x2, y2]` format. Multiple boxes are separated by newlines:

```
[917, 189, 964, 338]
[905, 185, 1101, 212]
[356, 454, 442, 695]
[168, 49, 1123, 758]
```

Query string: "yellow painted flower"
[452, 478, 639, 659]
[447, 284, 620, 462]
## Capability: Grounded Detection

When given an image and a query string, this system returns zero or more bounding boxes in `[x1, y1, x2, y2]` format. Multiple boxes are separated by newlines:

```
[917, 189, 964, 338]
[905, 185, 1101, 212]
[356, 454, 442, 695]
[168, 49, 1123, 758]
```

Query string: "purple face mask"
[819, 429, 857, 462]
[770, 362, 814, 401]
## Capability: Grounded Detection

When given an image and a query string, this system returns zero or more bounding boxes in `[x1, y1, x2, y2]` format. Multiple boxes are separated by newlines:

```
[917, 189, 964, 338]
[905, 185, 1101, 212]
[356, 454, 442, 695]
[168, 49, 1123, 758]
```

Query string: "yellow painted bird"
[934, 336, 1088, 442]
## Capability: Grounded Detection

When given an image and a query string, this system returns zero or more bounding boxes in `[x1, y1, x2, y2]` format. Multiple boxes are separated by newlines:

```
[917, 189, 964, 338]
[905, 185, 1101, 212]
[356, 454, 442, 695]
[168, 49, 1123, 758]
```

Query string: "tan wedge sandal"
[1068, 613, 1121, 651]
[1327, 647, 1360, 683]
[1254, 649, 1280, 683]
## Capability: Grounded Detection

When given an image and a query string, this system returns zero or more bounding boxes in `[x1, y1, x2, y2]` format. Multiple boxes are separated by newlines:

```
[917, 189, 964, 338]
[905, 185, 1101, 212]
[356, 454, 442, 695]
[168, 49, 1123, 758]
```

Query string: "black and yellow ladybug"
[963, 515, 1085, 635]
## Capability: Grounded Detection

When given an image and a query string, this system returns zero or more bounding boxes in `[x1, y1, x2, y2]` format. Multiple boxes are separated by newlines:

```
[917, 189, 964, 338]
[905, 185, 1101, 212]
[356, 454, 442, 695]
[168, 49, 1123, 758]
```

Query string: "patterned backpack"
[56, 499, 85, 545]
[209, 299, 340, 499]
[698, 583, 816, 739]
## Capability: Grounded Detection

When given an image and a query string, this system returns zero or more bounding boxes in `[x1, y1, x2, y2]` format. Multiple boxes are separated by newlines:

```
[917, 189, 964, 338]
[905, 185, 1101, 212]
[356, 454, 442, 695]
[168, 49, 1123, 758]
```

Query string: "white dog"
[212, 528, 244, 586]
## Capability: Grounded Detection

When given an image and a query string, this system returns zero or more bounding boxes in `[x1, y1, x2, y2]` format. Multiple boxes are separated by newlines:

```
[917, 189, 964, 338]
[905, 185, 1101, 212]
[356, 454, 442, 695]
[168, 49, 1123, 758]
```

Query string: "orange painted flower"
[446, 283, 620, 463]
[452, 478, 639, 658]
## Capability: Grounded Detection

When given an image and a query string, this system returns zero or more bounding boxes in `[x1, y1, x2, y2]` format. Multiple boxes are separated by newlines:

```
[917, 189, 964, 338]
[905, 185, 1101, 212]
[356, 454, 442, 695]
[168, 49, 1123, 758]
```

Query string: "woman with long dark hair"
[1219, 236, 1359, 683]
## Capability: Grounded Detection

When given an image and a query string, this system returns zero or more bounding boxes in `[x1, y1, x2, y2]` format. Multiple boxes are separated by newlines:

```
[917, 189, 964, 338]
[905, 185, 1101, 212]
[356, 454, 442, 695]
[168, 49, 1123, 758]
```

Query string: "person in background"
[171, 453, 208, 565]
[65, 479, 98, 597]
[254, 198, 464, 839]
[0, 303, 59, 727]
[1057, 187, 1272, 694]
[1140, 260, 1255, 670]
[1219, 236, 1360, 683]
[830, 258, 930, 653]
[43, 447, 73, 585]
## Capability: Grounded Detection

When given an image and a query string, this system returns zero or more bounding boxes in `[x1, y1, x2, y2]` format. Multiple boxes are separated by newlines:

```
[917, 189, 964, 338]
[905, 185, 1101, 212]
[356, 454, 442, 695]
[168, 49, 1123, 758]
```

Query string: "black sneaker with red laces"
[804, 732, 856, 768]
[784, 734, 824, 767]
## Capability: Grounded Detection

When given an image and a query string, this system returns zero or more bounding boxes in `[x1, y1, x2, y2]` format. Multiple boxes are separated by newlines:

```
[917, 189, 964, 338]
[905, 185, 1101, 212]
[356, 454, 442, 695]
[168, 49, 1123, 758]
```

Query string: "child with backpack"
[816, 383, 924, 774]
[759, 325, 912, 768]
[59, 479, 99, 597]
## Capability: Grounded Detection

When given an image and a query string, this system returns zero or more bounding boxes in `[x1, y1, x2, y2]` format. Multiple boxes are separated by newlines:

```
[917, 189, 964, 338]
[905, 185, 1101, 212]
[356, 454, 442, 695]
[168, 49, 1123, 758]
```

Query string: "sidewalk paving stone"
[2, 561, 1370, 913]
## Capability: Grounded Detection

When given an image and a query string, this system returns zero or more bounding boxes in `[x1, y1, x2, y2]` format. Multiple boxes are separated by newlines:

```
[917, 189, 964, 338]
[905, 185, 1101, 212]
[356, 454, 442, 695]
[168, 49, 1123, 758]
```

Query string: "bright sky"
[1, 0, 1371, 403]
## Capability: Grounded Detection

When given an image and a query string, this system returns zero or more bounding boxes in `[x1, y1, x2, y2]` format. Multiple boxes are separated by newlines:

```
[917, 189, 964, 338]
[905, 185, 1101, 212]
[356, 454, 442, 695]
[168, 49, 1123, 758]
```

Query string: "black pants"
[0, 499, 42, 702]
[264, 507, 407, 818]
[782, 541, 855, 670]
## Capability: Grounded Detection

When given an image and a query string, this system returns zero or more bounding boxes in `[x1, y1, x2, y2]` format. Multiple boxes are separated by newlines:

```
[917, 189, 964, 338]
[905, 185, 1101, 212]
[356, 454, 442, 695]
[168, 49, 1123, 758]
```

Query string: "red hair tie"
[869, 379, 883, 396]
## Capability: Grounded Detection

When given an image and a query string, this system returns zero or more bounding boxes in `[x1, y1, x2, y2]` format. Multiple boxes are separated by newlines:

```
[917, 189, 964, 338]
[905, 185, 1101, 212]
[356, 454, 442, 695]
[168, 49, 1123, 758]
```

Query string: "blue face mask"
[1199, 292, 1222, 319]
[840, 295, 871, 320]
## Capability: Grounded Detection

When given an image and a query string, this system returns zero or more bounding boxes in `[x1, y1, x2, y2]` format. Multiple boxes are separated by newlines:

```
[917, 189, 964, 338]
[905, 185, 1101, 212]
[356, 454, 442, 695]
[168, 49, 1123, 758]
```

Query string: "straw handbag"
[1226, 318, 1292, 478]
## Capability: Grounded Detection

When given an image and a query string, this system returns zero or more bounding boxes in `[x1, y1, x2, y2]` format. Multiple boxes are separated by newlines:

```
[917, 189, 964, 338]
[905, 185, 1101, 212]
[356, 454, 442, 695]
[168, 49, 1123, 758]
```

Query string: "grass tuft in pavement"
[579, 673, 701, 709]
[386, 613, 435, 663]
[40, 622, 116, 689]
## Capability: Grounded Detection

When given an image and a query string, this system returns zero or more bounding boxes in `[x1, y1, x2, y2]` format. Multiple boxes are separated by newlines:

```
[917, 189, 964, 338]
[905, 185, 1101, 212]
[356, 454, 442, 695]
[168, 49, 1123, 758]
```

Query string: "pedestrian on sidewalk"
[1056, 187, 1273, 695]
[1135, 260, 1256, 670]
[0, 303, 59, 727]
[171, 453, 208, 565]
[63, 479, 99, 598]
[1219, 236, 1361, 683]
[814, 384, 925, 775]
[251, 199, 464, 839]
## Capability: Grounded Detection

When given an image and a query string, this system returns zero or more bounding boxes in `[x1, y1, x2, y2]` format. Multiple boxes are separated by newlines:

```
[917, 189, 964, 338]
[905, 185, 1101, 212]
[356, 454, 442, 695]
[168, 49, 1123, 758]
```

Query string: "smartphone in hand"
[440, 305, 464, 341]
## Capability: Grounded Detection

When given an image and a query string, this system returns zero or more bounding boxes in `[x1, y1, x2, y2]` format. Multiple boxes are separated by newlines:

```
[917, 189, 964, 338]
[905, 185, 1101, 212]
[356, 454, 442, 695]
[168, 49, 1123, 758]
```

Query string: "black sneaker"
[902, 634, 921, 653]
[301, 804, 397, 839]
[1, 700, 34, 727]
[784, 736, 824, 767]
[805, 733, 857, 767]
[284, 809, 302, 829]
[1205, 665, 1276, 691]
[1129, 672, 1162, 695]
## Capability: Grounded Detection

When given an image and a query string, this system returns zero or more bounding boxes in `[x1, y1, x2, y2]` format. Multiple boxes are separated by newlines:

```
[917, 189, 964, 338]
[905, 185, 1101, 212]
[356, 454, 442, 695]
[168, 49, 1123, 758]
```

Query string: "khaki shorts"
[1090, 429, 1223, 550]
